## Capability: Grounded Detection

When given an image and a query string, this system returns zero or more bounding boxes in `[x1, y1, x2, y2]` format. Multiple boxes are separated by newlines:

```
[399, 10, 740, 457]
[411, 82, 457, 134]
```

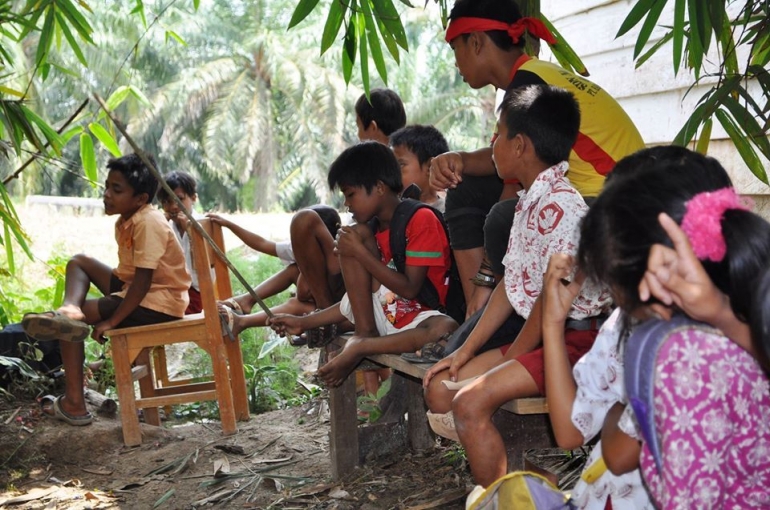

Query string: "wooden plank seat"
[327, 341, 555, 480]
[107, 219, 249, 446]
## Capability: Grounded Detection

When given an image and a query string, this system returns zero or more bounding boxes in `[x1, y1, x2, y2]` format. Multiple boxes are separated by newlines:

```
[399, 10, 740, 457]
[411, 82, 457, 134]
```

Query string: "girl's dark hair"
[107, 153, 159, 198]
[327, 141, 402, 194]
[305, 204, 341, 238]
[448, 0, 524, 50]
[158, 171, 197, 202]
[578, 145, 770, 327]
[355, 89, 407, 136]
[750, 268, 770, 370]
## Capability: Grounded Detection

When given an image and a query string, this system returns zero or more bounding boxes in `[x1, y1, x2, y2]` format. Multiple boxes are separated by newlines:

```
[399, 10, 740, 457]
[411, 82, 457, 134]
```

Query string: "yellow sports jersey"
[511, 56, 645, 197]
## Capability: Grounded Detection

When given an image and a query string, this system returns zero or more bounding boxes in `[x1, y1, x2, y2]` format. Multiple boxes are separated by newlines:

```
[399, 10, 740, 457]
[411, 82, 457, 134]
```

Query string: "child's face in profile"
[103, 170, 146, 220]
[392, 144, 429, 192]
[161, 186, 196, 221]
[340, 184, 378, 223]
[492, 119, 522, 181]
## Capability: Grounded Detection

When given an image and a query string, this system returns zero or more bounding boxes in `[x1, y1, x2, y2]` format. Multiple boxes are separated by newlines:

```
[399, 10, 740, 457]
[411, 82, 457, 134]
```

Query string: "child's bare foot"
[317, 336, 366, 387]
[56, 304, 86, 322]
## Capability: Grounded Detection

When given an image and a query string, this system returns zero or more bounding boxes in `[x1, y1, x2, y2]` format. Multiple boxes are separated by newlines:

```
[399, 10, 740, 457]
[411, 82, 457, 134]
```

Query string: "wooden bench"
[326, 342, 556, 480]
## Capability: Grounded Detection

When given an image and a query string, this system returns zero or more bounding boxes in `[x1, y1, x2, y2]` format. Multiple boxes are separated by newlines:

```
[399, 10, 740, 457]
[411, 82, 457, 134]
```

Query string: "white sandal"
[219, 298, 243, 314]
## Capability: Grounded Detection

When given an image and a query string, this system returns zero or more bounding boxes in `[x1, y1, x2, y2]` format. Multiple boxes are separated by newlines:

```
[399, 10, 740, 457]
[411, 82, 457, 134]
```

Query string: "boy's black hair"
[498, 84, 580, 167]
[157, 171, 197, 202]
[327, 141, 403, 194]
[355, 88, 407, 136]
[389, 125, 450, 166]
[578, 146, 770, 329]
[305, 204, 341, 238]
[448, 0, 524, 50]
[107, 153, 159, 199]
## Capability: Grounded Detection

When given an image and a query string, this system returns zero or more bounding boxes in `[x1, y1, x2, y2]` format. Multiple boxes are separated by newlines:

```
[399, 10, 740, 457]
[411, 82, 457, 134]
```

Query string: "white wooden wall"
[540, 0, 770, 213]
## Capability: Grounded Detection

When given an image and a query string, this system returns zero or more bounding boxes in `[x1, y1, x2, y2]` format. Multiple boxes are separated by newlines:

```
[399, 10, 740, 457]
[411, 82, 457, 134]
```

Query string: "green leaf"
[694, 117, 712, 154]
[688, 0, 712, 54]
[376, 16, 400, 63]
[80, 132, 97, 186]
[20, 105, 63, 154]
[61, 125, 83, 145]
[105, 86, 131, 111]
[165, 29, 187, 46]
[288, 0, 321, 29]
[616, 0, 658, 37]
[372, 0, 408, 51]
[129, 85, 152, 106]
[715, 109, 768, 184]
[342, 17, 357, 83]
[721, 95, 770, 161]
[635, 30, 673, 69]
[56, 0, 94, 44]
[541, 15, 588, 76]
[633, 0, 667, 59]
[673, 75, 741, 145]
[54, 11, 88, 66]
[358, 12, 370, 97]
[4, 221, 14, 275]
[89, 123, 121, 157]
[321, 0, 347, 55]
[35, 7, 56, 67]
[672, 0, 685, 74]
[361, 0, 387, 83]
[193, 0, 199, 9]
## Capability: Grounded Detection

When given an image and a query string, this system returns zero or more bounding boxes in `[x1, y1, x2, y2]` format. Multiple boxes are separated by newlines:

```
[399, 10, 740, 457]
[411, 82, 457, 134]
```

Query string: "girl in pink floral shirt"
[575, 146, 770, 509]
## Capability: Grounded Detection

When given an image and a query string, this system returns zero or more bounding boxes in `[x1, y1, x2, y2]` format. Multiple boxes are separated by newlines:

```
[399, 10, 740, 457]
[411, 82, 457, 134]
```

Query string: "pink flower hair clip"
[681, 187, 753, 262]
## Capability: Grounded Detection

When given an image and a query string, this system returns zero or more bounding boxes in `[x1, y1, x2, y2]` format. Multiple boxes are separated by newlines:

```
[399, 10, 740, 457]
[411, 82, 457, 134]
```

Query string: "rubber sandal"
[401, 342, 445, 364]
[219, 308, 236, 342]
[219, 298, 243, 315]
[40, 395, 93, 426]
[22, 311, 90, 343]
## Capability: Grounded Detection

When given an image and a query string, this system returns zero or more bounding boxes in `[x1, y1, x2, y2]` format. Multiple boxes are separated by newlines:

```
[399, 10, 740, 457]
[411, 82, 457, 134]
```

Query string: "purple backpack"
[623, 314, 718, 472]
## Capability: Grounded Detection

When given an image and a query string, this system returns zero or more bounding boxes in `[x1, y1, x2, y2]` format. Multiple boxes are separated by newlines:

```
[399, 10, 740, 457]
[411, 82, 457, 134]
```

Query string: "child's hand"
[206, 213, 231, 229]
[267, 314, 303, 336]
[639, 213, 726, 323]
[542, 253, 584, 327]
[334, 226, 363, 257]
[429, 152, 464, 190]
[91, 320, 114, 344]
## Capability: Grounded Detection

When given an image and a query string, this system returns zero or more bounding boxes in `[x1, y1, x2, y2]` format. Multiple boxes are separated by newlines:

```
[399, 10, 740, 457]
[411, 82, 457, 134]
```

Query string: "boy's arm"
[207, 213, 277, 257]
[540, 254, 584, 448]
[429, 148, 496, 189]
[96, 267, 153, 341]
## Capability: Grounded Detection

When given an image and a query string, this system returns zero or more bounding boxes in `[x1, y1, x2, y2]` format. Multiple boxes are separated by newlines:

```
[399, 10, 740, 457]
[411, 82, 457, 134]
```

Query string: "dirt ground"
[2, 205, 472, 509]
[0, 387, 472, 509]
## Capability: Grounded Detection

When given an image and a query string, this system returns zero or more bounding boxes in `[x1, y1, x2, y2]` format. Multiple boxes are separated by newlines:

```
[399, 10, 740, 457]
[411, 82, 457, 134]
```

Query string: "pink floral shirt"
[503, 162, 611, 318]
[640, 327, 770, 509]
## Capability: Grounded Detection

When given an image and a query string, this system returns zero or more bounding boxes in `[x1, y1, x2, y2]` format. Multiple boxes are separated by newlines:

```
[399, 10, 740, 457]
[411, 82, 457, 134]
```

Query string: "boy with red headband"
[433, 0, 644, 317]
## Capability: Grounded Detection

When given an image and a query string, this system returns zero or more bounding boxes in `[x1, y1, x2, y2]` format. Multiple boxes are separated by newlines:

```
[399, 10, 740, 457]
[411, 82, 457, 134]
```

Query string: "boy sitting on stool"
[23, 153, 190, 426]
[270, 141, 458, 387]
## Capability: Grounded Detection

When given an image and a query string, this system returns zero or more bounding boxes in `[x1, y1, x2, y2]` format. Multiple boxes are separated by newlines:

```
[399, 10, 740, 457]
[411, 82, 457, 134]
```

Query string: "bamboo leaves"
[618, 0, 770, 184]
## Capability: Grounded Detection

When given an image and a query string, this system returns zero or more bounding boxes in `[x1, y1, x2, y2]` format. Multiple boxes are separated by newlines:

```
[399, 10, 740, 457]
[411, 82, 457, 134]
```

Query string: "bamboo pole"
[92, 93, 273, 319]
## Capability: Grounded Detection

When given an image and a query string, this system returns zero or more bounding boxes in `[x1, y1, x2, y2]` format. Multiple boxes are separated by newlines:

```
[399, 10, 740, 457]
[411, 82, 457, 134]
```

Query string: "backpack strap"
[388, 198, 447, 311]
[623, 314, 717, 473]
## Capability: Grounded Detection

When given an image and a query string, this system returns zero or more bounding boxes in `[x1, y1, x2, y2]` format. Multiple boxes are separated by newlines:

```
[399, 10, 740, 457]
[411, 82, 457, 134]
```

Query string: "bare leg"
[228, 264, 300, 313]
[291, 209, 341, 309]
[453, 247, 484, 305]
[58, 254, 114, 320]
[424, 347, 504, 414]
[337, 223, 380, 337]
[453, 360, 539, 487]
[229, 297, 316, 335]
[319, 315, 458, 387]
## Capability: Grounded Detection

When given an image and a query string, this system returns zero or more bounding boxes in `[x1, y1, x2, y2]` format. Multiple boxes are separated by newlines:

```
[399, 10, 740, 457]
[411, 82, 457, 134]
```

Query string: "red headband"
[445, 17, 556, 45]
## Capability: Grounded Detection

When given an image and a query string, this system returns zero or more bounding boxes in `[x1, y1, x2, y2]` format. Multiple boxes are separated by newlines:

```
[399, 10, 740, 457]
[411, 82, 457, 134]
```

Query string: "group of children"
[19, 0, 770, 507]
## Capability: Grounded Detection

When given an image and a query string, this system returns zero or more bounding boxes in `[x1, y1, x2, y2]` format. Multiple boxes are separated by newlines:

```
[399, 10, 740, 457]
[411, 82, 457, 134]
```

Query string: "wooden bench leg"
[405, 375, 434, 451]
[328, 352, 359, 480]
[112, 335, 142, 446]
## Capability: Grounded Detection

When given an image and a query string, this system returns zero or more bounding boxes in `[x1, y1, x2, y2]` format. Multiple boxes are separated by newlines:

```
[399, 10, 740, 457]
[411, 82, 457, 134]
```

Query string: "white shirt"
[570, 309, 654, 509]
[502, 161, 611, 319]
